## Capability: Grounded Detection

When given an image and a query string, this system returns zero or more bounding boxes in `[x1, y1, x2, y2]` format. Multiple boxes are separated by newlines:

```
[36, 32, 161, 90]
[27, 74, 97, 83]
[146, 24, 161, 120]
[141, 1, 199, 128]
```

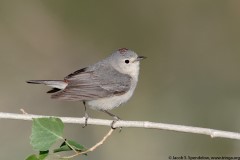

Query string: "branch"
[0, 112, 240, 140]
[63, 128, 114, 159]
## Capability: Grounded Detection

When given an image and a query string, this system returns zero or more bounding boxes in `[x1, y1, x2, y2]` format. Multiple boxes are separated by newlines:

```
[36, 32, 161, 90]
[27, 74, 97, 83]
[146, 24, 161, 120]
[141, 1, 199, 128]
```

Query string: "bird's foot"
[111, 116, 122, 132]
[101, 110, 122, 131]
[82, 112, 89, 128]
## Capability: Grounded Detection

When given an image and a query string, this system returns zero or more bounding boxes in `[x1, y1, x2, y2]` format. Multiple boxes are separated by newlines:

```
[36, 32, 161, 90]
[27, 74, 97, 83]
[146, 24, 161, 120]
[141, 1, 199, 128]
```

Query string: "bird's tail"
[26, 80, 68, 93]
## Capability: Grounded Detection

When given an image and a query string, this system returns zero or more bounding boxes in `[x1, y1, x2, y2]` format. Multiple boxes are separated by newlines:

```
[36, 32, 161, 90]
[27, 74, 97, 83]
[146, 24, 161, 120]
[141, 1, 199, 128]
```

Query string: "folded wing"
[51, 64, 131, 101]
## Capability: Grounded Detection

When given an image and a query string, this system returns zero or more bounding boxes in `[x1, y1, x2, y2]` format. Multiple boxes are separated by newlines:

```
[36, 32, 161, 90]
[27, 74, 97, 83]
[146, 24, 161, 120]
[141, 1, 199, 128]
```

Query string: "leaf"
[25, 153, 48, 160]
[54, 140, 86, 153]
[38, 154, 48, 160]
[39, 151, 49, 160]
[39, 150, 49, 155]
[25, 154, 38, 160]
[30, 117, 64, 151]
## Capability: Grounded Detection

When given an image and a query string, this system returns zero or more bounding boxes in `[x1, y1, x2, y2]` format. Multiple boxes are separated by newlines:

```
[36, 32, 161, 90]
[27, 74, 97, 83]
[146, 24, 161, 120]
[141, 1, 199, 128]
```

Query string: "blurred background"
[1, 0, 240, 159]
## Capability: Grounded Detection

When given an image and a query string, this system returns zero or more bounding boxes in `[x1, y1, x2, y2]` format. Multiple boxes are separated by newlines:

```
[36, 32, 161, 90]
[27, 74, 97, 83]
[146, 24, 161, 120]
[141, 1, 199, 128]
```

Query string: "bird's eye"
[125, 60, 130, 64]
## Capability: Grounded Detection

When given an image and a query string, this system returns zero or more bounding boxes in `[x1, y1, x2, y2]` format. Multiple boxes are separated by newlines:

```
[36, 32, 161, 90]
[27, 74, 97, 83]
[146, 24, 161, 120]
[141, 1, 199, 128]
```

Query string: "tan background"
[1, 0, 240, 159]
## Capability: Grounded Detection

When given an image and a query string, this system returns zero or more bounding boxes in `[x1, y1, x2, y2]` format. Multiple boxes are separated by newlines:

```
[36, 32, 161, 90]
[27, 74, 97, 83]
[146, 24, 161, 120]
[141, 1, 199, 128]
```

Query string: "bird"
[27, 48, 146, 128]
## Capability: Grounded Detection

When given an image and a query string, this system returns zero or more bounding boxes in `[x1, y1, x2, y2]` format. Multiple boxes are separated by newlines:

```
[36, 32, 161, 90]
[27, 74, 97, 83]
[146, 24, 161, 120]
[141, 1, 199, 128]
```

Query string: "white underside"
[86, 79, 137, 110]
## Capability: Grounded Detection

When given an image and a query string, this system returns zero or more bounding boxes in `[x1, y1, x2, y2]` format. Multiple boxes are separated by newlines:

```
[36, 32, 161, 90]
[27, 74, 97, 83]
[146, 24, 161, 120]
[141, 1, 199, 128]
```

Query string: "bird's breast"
[86, 78, 138, 110]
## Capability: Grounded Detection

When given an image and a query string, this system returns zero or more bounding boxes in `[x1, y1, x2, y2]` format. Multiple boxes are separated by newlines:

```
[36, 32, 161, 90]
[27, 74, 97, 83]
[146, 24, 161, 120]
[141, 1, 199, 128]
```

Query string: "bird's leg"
[82, 101, 89, 128]
[101, 110, 121, 130]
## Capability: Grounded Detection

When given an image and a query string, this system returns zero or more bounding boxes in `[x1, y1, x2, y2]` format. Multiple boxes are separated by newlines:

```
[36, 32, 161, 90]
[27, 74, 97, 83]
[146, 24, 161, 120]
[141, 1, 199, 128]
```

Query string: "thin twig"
[0, 112, 240, 140]
[64, 140, 79, 154]
[63, 128, 114, 159]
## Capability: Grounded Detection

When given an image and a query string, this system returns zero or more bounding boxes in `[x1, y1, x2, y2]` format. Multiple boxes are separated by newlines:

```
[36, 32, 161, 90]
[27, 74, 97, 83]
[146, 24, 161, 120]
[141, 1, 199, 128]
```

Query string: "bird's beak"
[135, 56, 147, 62]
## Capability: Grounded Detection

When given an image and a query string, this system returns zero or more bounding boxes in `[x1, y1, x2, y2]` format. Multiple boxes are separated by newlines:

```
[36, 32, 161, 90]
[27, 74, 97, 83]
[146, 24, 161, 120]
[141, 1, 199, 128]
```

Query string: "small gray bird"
[27, 48, 146, 128]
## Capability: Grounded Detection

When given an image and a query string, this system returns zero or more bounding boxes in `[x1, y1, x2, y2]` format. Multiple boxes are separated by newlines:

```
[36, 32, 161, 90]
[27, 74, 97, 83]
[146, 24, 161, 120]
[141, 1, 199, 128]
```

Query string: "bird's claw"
[82, 112, 89, 128]
[111, 116, 122, 132]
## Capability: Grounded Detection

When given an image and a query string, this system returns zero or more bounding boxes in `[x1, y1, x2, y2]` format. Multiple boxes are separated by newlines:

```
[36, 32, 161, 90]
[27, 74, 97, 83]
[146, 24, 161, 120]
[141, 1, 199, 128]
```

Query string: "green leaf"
[39, 150, 49, 155]
[39, 150, 49, 160]
[25, 153, 48, 160]
[38, 154, 48, 160]
[25, 154, 38, 160]
[54, 140, 86, 153]
[30, 117, 64, 151]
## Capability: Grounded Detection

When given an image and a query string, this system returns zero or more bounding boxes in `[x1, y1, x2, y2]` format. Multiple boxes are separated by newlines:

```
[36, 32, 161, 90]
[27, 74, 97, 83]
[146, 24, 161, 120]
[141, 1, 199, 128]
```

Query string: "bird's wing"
[51, 65, 131, 101]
